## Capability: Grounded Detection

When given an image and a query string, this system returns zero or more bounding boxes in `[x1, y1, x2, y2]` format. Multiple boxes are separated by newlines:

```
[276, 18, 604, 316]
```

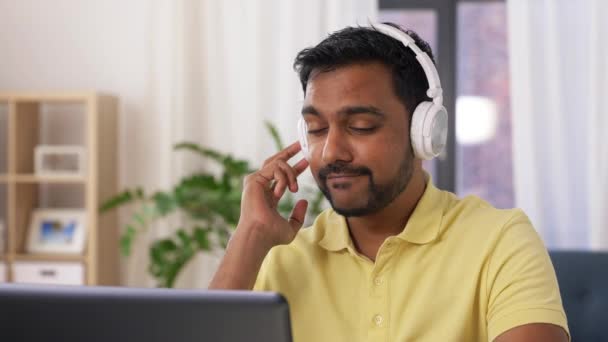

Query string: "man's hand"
[239, 141, 310, 249]
[209, 141, 309, 290]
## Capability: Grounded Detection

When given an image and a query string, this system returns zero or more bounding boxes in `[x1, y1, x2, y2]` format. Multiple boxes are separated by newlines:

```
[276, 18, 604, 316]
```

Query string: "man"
[210, 23, 569, 341]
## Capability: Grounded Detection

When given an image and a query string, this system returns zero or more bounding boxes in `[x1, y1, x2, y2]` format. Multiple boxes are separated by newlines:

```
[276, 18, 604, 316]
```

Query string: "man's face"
[302, 62, 416, 217]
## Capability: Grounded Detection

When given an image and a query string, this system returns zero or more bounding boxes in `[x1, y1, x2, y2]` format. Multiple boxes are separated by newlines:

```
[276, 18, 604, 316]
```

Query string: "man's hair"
[293, 23, 435, 117]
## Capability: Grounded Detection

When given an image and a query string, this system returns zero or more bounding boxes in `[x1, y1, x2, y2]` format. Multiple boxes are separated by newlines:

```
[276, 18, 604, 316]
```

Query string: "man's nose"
[321, 127, 353, 164]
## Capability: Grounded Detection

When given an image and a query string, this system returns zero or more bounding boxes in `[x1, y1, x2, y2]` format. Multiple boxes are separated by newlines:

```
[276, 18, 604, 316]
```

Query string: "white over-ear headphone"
[298, 23, 448, 161]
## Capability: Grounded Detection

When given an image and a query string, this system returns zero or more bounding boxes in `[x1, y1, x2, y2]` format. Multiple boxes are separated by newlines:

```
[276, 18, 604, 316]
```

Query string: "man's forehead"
[302, 63, 399, 118]
[306, 62, 392, 95]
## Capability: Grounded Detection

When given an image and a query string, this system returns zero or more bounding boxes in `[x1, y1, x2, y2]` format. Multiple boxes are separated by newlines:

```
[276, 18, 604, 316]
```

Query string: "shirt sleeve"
[485, 210, 570, 341]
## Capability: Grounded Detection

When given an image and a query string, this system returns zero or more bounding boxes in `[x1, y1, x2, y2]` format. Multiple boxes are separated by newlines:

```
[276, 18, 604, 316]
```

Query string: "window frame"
[379, 0, 504, 192]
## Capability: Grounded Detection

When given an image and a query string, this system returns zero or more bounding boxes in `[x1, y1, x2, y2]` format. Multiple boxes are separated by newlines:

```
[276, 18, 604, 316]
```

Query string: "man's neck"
[345, 169, 427, 262]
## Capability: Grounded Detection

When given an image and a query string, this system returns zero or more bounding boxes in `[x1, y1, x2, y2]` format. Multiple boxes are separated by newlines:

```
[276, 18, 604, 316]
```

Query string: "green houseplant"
[100, 122, 324, 288]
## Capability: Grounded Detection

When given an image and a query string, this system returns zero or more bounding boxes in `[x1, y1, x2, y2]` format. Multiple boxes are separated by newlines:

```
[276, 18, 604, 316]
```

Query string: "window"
[380, 0, 513, 208]
[456, 2, 512, 208]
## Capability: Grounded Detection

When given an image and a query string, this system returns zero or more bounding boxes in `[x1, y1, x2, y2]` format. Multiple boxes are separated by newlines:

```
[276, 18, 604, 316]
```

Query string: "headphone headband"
[371, 23, 444, 106]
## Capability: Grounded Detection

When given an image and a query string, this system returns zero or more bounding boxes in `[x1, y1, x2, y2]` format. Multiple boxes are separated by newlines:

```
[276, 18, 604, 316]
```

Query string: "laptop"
[0, 284, 292, 342]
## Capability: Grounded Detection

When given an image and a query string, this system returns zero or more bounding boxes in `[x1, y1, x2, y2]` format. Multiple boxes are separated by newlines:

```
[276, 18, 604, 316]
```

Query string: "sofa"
[549, 251, 608, 341]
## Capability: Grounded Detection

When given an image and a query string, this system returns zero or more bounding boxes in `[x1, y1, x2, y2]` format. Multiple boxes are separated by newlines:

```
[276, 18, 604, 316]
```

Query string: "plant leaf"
[99, 190, 136, 212]
[176, 229, 192, 248]
[174, 142, 226, 164]
[150, 241, 166, 264]
[193, 227, 210, 250]
[175, 142, 253, 176]
[158, 239, 178, 251]
[264, 120, 284, 151]
[152, 191, 176, 216]
[120, 225, 137, 256]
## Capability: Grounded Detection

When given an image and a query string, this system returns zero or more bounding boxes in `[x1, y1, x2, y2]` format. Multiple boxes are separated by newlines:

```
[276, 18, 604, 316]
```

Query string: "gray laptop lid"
[0, 284, 292, 342]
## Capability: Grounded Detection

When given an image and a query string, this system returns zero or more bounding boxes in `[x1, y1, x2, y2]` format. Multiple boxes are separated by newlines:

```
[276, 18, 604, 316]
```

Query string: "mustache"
[318, 162, 372, 180]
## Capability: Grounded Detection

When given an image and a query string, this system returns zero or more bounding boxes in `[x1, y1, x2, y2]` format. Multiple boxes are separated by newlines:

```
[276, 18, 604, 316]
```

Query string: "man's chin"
[330, 202, 376, 217]
[319, 184, 375, 216]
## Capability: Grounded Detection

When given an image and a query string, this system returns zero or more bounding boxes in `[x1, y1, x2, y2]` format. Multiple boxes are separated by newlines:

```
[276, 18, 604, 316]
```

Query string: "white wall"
[0, 0, 170, 191]
[0, 0, 179, 286]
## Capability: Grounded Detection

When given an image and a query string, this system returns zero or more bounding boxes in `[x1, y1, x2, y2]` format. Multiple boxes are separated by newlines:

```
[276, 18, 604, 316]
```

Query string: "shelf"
[0, 91, 99, 103]
[13, 253, 86, 263]
[13, 174, 87, 184]
[0, 92, 119, 285]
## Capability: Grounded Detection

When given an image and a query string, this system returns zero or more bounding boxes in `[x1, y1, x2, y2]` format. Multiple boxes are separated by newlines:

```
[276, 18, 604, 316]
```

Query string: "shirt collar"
[318, 173, 447, 252]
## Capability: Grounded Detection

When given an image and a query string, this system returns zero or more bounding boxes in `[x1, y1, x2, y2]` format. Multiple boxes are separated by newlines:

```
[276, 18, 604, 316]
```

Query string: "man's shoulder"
[439, 191, 535, 247]
[444, 191, 531, 230]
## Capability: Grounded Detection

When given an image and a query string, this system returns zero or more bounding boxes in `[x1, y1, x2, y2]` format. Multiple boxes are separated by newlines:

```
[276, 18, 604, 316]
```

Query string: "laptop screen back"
[0, 284, 292, 342]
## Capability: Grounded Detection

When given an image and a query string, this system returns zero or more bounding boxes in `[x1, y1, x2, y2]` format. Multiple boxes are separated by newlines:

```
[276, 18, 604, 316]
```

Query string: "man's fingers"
[276, 161, 299, 192]
[292, 158, 309, 176]
[253, 141, 310, 195]
[248, 172, 272, 188]
[272, 169, 289, 198]
[259, 158, 309, 188]
[263, 141, 302, 166]
[288, 199, 308, 232]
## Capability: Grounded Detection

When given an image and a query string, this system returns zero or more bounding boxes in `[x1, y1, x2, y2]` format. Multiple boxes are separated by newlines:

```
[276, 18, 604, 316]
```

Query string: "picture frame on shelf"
[34, 145, 86, 177]
[26, 209, 87, 254]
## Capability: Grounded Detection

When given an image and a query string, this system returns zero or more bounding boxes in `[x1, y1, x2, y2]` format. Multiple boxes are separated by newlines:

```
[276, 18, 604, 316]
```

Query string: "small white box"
[13, 261, 84, 285]
[34, 145, 86, 177]
[0, 262, 6, 283]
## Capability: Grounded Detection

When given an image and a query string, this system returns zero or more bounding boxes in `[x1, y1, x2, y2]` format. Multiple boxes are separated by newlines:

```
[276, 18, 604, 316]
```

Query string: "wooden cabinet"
[0, 92, 119, 285]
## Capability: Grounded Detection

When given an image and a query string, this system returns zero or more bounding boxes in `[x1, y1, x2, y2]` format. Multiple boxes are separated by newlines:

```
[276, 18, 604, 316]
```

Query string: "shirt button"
[374, 277, 383, 286]
[373, 314, 383, 326]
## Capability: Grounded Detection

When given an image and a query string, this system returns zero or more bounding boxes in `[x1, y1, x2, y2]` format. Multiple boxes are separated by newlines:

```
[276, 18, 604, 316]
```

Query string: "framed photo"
[34, 145, 86, 177]
[26, 209, 87, 254]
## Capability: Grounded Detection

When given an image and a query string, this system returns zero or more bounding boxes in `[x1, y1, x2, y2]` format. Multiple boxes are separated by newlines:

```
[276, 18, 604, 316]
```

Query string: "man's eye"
[307, 127, 328, 135]
[350, 126, 377, 133]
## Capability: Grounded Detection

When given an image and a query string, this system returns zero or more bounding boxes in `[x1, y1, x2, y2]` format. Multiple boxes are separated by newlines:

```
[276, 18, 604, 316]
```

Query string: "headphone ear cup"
[297, 118, 311, 161]
[410, 102, 448, 160]
[429, 105, 448, 157]
[410, 101, 433, 159]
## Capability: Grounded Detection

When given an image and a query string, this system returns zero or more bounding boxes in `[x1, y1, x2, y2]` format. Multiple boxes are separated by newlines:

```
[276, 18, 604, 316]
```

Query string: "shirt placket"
[366, 239, 396, 342]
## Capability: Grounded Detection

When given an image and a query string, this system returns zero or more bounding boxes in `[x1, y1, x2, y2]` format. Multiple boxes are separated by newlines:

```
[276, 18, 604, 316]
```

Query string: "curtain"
[0, 0, 377, 287]
[136, 0, 378, 288]
[507, 0, 608, 249]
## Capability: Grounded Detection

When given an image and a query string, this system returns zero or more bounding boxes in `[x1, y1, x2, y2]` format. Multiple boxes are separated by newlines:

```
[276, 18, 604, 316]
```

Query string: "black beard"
[317, 154, 414, 217]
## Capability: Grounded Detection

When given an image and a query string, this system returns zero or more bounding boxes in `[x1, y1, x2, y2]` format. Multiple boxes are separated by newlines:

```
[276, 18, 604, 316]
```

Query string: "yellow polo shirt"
[254, 179, 569, 341]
